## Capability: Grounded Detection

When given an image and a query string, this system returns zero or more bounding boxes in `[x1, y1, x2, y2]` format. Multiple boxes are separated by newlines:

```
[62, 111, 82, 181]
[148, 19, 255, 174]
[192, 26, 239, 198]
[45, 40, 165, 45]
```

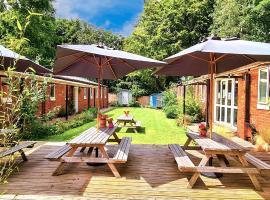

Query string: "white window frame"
[257, 67, 270, 110]
[83, 88, 87, 99]
[214, 78, 238, 129]
[50, 84, 56, 101]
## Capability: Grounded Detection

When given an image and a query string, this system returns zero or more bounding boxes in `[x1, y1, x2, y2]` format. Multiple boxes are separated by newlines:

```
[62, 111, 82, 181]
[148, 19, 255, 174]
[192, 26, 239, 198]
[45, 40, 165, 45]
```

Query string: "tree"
[56, 19, 123, 50]
[211, 0, 270, 42]
[122, 0, 214, 96]
[0, 0, 57, 67]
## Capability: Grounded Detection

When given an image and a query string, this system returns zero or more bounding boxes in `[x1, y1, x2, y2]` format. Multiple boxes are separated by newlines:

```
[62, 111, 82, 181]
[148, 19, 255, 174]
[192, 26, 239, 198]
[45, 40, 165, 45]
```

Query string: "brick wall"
[236, 67, 270, 139]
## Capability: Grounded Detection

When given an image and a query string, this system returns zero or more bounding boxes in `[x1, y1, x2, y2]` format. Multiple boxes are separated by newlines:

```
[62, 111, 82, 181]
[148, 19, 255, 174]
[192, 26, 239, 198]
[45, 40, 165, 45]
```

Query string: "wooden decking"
[1, 142, 270, 199]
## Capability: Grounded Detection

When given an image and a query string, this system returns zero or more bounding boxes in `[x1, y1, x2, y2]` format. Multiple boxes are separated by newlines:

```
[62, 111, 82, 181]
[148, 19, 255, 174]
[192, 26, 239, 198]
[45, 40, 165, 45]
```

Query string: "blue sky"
[53, 0, 144, 37]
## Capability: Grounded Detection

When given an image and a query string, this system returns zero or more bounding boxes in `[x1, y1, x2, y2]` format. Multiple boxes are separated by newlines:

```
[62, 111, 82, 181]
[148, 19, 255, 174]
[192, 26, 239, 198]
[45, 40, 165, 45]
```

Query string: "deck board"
[0, 142, 270, 199]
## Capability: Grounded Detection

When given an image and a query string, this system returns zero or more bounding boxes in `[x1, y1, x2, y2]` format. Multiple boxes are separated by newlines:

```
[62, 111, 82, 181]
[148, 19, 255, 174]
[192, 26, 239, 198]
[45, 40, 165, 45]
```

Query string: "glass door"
[215, 79, 238, 128]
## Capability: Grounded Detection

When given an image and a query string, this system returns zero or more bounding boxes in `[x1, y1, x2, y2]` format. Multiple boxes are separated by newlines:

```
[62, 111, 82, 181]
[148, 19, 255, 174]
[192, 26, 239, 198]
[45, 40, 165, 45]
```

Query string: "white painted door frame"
[74, 87, 79, 113]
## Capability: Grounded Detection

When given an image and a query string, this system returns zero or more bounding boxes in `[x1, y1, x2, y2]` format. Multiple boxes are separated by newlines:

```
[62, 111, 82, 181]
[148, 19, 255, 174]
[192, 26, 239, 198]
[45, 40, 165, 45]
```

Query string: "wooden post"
[206, 79, 210, 128]
[183, 85, 186, 124]
[88, 87, 90, 109]
[65, 85, 68, 120]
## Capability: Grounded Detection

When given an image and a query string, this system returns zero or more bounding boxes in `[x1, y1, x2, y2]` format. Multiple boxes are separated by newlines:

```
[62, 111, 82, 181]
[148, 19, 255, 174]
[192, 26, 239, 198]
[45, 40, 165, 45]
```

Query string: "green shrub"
[22, 108, 97, 140]
[128, 99, 141, 107]
[164, 105, 178, 119]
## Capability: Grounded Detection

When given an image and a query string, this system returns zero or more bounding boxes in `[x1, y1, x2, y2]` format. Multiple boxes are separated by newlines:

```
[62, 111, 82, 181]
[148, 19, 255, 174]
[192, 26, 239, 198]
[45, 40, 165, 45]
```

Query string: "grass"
[43, 107, 187, 144]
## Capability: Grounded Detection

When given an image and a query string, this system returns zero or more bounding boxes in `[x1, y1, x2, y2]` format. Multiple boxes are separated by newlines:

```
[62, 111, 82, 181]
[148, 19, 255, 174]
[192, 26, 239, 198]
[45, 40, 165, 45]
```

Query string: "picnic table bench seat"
[0, 141, 36, 161]
[245, 153, 270, 172]
[168, 144, 260, 188]
[45, 144, 72, 161]
[113, 137, 132, 163]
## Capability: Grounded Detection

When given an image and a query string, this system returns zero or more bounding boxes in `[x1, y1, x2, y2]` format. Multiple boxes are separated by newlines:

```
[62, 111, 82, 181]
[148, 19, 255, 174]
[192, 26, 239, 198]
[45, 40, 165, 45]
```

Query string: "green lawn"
[43, 107, 187, 144]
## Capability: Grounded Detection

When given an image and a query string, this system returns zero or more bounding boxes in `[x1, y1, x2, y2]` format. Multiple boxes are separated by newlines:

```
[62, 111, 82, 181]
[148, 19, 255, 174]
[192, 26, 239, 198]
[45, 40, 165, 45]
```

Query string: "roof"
[53, 75, 100, 86]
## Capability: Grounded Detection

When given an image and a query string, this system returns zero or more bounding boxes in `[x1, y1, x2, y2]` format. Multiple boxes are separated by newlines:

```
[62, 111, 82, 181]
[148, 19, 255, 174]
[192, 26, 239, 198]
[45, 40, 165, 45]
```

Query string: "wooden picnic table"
[183, 132, 261, 190]
[49, 126, 132, 177]
[116, 115, 141, 132]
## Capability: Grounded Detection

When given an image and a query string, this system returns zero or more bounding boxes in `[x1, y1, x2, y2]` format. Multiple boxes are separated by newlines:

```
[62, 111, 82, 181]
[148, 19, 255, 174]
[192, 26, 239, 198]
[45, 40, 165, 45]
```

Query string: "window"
[258, 67, 269, 104]
[83, 88, 87, 99]
[50, 84, 55, 100]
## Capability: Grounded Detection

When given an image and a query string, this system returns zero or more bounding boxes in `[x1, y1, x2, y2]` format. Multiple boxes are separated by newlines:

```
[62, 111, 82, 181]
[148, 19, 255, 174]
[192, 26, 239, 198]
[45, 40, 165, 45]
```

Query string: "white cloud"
[53, 0, 121, 20]
[116, 15, 139, 37]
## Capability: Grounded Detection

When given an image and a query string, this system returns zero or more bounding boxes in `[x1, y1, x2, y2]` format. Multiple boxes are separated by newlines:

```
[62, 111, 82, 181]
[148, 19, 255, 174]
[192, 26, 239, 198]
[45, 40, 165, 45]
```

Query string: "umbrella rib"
[214, 54, 228, 62]
[55, 53, 87, 74]
[118, 58, 136, 70]
[242, 55, 256, 62]
[186, 53, 209, 63]
[101, 57, 113, 67]
[105, 57, 117, 79]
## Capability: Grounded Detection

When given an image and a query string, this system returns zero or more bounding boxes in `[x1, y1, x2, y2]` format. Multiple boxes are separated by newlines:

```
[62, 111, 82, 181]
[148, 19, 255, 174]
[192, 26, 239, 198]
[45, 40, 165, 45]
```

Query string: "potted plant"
[98, 113, 108, 128]
[198, 123, 207, 137]
[124, 110, 129, 116]
[107, 118, 114, 128]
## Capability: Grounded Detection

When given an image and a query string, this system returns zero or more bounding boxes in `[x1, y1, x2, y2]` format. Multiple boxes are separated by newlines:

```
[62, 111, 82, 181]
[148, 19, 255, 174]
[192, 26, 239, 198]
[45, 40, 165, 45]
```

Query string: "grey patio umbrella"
[0, 45, 51, 74]
[155, 37, 270, 137]
[53, 44, 165, 125]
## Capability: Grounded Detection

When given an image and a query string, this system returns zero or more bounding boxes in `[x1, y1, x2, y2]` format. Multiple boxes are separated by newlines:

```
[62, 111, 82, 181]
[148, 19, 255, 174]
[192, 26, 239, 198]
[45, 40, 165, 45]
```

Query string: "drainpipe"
[65, 85, 68, 120]
[244, 73, 251, 140]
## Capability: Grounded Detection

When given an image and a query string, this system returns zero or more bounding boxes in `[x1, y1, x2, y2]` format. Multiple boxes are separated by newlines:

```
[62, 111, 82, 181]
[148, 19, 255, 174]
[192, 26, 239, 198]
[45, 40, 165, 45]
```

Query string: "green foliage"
[163, 89, 179, 119]
[128, 99, 141, 107]
[21, 108, 97, 139]
[211, 0, 270, 42]
[178, 87, 204, 124]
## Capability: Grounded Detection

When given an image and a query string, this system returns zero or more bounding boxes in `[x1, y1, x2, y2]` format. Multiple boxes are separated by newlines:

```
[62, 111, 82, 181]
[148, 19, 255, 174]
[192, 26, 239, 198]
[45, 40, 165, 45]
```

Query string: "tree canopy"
[1, 0, 270, 96]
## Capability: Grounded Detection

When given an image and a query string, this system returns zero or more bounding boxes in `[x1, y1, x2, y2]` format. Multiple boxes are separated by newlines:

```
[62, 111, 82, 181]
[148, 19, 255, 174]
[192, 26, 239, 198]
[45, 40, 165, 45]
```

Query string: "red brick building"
[0, 70, 109, 119]
[178, 62, 270, 141]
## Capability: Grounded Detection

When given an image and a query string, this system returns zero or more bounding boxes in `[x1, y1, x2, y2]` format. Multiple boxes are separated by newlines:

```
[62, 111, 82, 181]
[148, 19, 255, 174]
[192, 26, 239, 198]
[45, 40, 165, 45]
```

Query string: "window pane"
[260, 69, 267, 80]
[233, 109, 238, 126]
[227, 80, 232, 106]
[221, 81, 226, 105]
[227, 108, 231, 123]
[216, 106, 220, 121]
[50, 85, 55, 97]
[259, 80, 267, 103]
[221, 107, 225, 122]
[234, 80, 238, 106]
[216, 81, 221, 104]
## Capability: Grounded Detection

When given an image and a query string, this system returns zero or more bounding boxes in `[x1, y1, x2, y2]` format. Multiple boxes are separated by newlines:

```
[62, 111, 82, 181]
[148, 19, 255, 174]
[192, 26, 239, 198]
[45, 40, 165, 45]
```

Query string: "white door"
[215, 79, 238, 128]
[74, 87, 79, 113]
[122, 91, 129, 105]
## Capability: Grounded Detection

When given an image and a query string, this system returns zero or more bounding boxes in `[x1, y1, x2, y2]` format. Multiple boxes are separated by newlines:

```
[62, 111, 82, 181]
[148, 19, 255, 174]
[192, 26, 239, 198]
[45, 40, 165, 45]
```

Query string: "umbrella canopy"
[155, 37, 270, 137]
[53, 44, 165, 124]
[155, 38, 270, 76]
[53, 44, 165, 79]
[0, 45, 51, 74]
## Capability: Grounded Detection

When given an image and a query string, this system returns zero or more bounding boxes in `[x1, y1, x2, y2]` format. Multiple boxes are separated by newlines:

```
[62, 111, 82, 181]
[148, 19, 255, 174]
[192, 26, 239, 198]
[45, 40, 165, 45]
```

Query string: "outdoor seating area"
[2, 1, 270, 199]
[0, 142, 270, 199]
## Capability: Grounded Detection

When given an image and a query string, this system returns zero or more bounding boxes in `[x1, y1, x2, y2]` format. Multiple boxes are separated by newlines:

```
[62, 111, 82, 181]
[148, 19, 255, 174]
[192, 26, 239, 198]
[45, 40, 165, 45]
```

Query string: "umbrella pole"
[209, 53, 216, 139]
[96, 63, 102, 131]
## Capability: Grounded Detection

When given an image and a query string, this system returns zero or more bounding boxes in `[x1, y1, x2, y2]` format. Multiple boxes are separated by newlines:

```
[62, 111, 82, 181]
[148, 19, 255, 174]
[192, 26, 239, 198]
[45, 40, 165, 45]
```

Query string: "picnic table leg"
[80, 147, 86, 152]
[52, 147, 77, 176]
[188, 155, 210, 188]
[238, 155, 262, 191]
[112, 132, 121, 144]
[18, 149, 27, 161]
[99, 146, 121, 178]
[184, 137, 192, 148]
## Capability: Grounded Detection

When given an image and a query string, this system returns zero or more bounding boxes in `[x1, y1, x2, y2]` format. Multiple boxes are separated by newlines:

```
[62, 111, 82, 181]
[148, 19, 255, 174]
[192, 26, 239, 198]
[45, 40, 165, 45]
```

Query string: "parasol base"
[201, 172, 223, 179]
[86, 163, 106, 167]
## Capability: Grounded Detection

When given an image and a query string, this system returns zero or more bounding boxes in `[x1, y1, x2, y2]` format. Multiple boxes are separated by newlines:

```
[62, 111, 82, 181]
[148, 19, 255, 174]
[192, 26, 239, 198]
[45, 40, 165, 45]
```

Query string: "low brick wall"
[137, 96, 150, 107]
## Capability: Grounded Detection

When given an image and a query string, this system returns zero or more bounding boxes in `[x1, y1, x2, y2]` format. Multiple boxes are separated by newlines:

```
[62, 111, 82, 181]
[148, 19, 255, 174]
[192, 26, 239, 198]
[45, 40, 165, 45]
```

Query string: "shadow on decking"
[0, 143, 269, 199]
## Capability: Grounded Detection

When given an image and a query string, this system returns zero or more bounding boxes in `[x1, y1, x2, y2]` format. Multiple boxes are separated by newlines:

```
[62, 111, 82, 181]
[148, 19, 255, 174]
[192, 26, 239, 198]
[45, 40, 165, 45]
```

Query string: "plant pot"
[107, 118, 114, 128]
[199, 129, 207, 137]
[99, 118, 107, 128]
